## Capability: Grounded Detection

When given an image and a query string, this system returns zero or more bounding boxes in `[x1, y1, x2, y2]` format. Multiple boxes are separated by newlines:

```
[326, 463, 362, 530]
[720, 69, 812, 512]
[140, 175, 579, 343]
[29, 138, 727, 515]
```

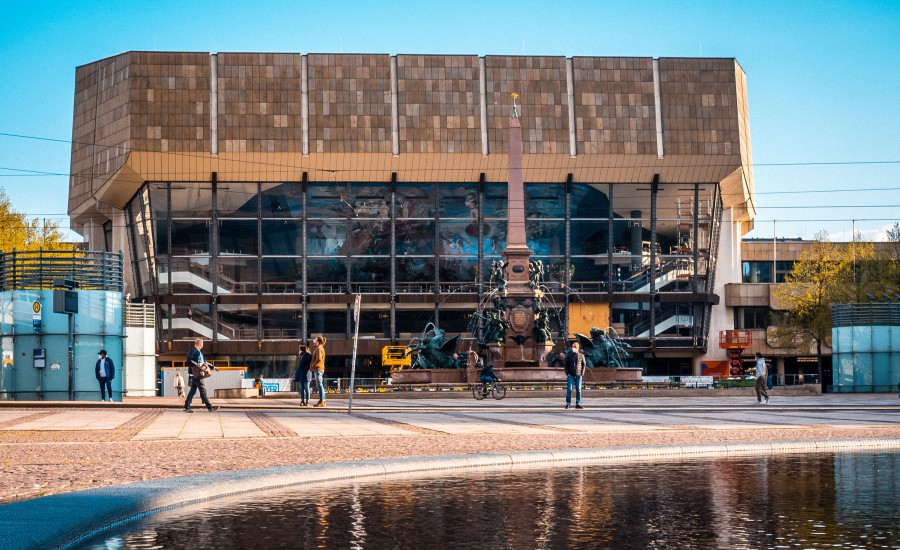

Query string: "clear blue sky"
[1, 0, 898, 241]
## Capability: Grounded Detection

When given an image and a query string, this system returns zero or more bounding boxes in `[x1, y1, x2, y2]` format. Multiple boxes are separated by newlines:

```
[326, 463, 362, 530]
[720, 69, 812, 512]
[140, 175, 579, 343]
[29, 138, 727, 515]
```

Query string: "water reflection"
[85, 451, 899, 549]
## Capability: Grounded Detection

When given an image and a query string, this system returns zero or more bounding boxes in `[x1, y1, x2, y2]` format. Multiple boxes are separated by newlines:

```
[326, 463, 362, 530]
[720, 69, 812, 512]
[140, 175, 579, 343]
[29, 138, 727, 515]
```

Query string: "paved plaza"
[0, 393, 898, 505]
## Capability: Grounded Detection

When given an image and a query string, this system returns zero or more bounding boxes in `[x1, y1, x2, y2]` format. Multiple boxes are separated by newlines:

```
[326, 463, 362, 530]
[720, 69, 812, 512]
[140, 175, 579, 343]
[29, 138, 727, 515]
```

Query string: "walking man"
[564, 341, 587, 410]
[755, 352, 770, 404]
[184, 337, 219, 412]
[95, 350, 115, 402]
[294, 344, 312, 406]
[311, 336, 327, 407]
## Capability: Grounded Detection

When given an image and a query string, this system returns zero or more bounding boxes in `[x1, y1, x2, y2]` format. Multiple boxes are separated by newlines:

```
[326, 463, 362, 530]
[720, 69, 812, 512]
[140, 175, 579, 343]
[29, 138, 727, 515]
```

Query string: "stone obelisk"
[500, 98, 539, 367]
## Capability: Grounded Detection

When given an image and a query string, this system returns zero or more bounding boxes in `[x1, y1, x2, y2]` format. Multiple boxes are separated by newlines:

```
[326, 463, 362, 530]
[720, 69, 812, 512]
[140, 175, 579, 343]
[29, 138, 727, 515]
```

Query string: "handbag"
[192, 361, 213, 379]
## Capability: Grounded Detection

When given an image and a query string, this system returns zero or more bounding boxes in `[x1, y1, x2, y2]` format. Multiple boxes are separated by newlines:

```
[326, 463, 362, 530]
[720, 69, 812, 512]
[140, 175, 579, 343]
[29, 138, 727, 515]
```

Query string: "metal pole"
[67, 313, 74, 401]
[348, 295, 361, 413]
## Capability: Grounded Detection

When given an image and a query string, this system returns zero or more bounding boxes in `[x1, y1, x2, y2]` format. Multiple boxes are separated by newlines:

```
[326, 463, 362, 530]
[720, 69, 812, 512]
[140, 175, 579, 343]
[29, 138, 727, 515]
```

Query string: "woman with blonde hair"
[311, 336, 327, 407]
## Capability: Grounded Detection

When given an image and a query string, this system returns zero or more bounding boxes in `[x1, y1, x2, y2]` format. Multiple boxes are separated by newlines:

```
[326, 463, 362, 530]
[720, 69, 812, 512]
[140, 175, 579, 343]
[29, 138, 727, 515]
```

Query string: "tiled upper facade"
[69, 51, 753, 222]
[397, 55, 481, 154]
[308, 54, 391, 154]
[218, 53, 303, 154]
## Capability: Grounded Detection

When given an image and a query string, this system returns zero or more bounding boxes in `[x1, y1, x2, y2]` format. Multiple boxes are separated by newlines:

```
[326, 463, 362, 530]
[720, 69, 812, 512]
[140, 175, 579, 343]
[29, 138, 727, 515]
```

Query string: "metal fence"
[832, 303, 900, 327]
[0, 249, 123, 291]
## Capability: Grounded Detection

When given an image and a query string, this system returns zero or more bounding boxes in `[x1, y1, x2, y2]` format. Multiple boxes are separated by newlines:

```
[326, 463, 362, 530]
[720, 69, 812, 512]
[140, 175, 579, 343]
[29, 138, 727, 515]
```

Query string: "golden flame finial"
[511, 92, 519, 118]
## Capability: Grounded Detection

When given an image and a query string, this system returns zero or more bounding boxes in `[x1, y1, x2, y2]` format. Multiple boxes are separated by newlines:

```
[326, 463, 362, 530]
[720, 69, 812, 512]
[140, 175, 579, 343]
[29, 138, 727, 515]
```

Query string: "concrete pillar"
[776, 357, 785, 386]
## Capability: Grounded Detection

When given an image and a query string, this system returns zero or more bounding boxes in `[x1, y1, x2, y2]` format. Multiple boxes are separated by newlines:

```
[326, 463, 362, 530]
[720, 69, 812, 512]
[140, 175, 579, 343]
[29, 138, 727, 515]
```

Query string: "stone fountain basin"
[391, 367, 642, 385]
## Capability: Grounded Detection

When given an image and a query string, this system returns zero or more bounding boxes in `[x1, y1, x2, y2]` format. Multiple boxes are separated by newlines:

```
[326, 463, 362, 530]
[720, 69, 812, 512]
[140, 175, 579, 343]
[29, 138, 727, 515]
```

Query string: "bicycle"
[472, 380, 507, 400]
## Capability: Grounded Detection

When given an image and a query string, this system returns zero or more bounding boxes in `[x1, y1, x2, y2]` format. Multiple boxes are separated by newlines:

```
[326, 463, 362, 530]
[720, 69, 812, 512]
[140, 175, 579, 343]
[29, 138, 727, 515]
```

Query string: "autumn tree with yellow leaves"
[0, 187, 72, 252]
[772, 232, 876, 382]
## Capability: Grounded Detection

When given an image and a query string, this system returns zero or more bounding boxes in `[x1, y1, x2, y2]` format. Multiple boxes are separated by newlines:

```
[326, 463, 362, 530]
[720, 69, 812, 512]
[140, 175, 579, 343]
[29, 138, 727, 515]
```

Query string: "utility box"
[53, 290, 79, 314]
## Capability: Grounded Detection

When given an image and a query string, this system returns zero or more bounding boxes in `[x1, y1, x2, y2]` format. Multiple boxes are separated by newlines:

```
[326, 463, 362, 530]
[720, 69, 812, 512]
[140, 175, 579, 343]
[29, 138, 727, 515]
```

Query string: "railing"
[261, 328, 302, 340]
[0, 249, 123, 291]
[719, 330, 752, 348]
[125, 302, 156, 328]
[832, 303, 900, 327]
[616, 259, 693, 293]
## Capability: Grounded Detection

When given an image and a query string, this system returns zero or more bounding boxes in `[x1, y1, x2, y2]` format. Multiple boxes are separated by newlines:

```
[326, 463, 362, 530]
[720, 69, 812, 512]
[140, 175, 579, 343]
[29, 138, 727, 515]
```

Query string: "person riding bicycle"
[479, 360, 500, 396]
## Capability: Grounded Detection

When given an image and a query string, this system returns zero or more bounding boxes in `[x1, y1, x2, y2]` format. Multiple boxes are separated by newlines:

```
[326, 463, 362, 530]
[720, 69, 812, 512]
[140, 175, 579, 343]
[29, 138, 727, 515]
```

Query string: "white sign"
[682, 376, 714, 388]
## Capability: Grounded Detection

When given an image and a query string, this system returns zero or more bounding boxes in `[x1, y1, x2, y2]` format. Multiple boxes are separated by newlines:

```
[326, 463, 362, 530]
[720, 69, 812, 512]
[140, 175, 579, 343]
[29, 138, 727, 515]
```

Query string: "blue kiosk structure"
[0, 250, 124, 401]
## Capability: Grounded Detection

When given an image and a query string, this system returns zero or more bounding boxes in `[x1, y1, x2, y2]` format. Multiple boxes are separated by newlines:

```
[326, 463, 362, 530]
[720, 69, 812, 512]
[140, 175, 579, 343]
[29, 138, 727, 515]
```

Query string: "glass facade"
[127, 181, 722, 351]
[742, 260, 795, 283]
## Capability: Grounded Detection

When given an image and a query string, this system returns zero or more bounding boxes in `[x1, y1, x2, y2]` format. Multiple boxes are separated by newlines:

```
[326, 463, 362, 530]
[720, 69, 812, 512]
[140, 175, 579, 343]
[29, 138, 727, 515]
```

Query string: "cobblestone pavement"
[1, 394, 898, 504]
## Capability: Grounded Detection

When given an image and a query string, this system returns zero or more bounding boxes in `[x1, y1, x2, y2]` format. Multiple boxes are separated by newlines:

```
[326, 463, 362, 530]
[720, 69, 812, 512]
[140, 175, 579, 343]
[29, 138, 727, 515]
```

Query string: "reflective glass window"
[170, 183, 212, 217]
[306, 258, 347, 285]
[307, 183, 352, 217]
[437, 309, 473, 333]
[148, 182, 169, 215]
[570, 184, 610, 218]
[396, 183, 435, 218]
[169, 256, 213, 294]
[307, 310, 349, 335]
[439, 257, 478, 283]
[482, 221, 506, 255]
[260, 183, 303, 218]
[569, 257, 608, 282]
[526, 220, 566, 255]
[218, 304, 259, 340]
[395, 310, 435, 335]
[350, 257, 391, 287]
[736, 307, 771, 330]
[219, 220, 258, 255]
[261, 258, 302, 293]
[482, 183, 508, 219]
[169, 304, 214, 341]
[396, 221, 435, 255]
[357, 310, 392, 337]
[170, 220, 210, 255]
[396, 257, 436, 283]
[261, 307, 301, 340]
[438, 184, 478, 219]
[217, 182, 258, 218]
[525, 183, 565, 219]
[218, 256, 259, 293]
[349, 183, 391, 218]
[544, 260, 572, 286]
[609, 185, 651, 222]
[439, 222, 479, 256]
[570, 220, 609, 255]
[742, 261, 772, 283]
[153, 218, 168, 256]
[261, 219, 303, 256]
[348, 219, 391, 255]
[306, 220, 349, 256]
[132, 259, 152, 297]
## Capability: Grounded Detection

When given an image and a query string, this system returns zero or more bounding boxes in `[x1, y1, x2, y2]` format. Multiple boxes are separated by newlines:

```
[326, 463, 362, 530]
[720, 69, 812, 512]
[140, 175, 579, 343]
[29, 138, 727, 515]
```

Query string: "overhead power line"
[2, 130, 900, 175]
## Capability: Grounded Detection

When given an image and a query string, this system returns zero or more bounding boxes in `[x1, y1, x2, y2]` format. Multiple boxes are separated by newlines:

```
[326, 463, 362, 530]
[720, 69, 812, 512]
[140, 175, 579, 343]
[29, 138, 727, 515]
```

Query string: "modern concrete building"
[67, 52, 756, 379]
[724, 239, 900, 390]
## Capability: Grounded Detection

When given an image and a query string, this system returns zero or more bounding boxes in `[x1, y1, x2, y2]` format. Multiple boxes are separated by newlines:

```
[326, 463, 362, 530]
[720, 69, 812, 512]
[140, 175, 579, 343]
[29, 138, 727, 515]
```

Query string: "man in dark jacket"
[564, 341, 587, 410]
[95, 349, 115, 402]
[294, 344, 312, 406]
[184, 338, 219, 413]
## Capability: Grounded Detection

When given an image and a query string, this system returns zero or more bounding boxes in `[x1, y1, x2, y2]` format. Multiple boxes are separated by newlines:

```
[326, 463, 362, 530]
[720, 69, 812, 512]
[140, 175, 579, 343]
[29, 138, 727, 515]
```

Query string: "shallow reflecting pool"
[84, 451, 899, 549]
